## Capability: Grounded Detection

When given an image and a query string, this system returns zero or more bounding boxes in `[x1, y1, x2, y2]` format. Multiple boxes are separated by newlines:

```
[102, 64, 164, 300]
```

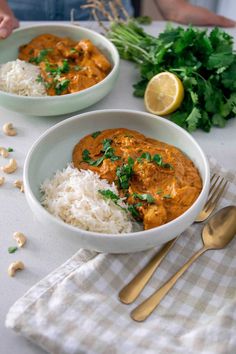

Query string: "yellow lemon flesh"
[144, 72, 184, 116]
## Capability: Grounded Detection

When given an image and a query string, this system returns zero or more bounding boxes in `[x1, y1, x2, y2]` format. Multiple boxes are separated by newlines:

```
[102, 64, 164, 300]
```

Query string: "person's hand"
[157, 0, 236, 27]
[0, 11, 19, 39]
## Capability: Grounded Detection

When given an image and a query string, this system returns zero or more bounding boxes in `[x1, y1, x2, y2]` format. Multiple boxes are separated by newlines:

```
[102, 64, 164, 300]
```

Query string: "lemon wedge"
[144, 72, 184, 116]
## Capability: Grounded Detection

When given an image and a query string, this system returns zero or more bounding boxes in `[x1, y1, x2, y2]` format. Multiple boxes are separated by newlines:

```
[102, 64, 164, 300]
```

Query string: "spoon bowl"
[131, 205, 236, 322]
[202, 206, 236, 249]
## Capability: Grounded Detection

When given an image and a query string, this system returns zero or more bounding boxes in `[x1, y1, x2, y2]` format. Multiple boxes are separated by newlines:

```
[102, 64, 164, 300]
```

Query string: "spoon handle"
[131, 246, 208, 322]
[119, 238, 178, 304]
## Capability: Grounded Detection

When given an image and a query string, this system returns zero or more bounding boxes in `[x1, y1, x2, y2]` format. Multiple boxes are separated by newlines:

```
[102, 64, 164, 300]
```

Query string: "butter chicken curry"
[72, 128, 202, 230]
[18, 34, 111, 95]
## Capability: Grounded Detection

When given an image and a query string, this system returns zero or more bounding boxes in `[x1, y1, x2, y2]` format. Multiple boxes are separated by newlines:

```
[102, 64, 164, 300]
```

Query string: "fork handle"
[131, 246, 208, 322]
[119, 238, 178, 304]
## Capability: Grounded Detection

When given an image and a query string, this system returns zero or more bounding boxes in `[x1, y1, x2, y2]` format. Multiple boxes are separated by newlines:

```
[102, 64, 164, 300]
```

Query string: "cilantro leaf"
[8, 246, 18, 254]
[212, 114, 226, 128]
[91, 131, 101, 138]
[207, 51, 234, 69]
[116, 157, 134, 190]
[186, 107, 201, 132]
[98, 189, 120, 202]
[127, 204, 142, 220]
[133, 193, 155, 203]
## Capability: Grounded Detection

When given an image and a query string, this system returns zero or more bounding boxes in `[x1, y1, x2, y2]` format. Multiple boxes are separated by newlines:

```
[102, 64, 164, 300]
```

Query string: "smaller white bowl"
[23, 109, 210, 253]
[0, 24, 119, 116]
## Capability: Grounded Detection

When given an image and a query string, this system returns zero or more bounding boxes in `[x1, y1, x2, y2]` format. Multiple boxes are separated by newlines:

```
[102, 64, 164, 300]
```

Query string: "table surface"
[0, 21, 236, 354]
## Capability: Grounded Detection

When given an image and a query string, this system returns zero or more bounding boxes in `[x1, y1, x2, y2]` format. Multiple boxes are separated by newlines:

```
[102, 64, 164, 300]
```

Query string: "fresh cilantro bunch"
[108, 21, 236, 132]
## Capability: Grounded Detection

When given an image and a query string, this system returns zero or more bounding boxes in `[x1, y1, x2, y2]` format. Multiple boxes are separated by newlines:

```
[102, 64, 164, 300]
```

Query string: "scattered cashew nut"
[8, 261, 25, 277]
[1, 158, 17, 173]
[0, 147, 9, 158]
[3, 122, 17, 136]
[0, 176, 5, 185]
[14, 179, 24, 192]
[13, 232, 27, 247]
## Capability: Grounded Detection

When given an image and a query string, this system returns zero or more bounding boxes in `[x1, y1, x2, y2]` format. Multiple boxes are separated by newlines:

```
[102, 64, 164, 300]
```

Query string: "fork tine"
[208, 173, 220, 195]
[207, 176, 224, 205]
[205, 179, 228, 213]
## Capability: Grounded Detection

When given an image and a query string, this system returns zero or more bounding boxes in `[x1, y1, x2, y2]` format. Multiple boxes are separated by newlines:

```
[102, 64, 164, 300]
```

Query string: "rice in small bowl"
[0, 59, 47, 96]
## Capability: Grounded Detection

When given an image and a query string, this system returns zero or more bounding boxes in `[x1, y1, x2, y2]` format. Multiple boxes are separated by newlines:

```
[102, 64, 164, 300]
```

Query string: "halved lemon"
[144, 72, 184, 116]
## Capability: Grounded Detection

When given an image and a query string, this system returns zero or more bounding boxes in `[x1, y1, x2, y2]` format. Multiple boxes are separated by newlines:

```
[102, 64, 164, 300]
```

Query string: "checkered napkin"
[5, 157, 236, 354]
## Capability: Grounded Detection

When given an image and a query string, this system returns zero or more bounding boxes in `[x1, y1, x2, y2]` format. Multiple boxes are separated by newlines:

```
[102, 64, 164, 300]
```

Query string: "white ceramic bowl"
[0, 24, 119, 116]
[23, 109, 210, 253]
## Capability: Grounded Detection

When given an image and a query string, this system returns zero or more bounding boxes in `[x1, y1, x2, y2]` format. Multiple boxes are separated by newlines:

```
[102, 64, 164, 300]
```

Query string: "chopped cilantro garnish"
[137, 152, 173, 169]
[8, 246, 18, 254]
[102, 139, 120, 161]
[128, 203, 142, 220]
[59, 59, 70, 73]
[45, 60, 70, 78]
[156, 189, 163, 194]
[162, 163, 174, 169]
[163, 194, 172, 199]
[36, 75, 43, 83]
[82, 140, 120, 167]
[29, 48, 52, 64]
[152, 154, 163, 165]
[98, 189, 120, 202]
[133, 193, 155, 203]
[82, 149, 104, 166]
[55, 79, 70, 95]
[91, 131, 101, 138]
[82, 149, 91, 162]
[70, 48, 77, 53]
[116, 157, 134, 190]
[7, 147, 13, 152]
[98, 189, 127, 211]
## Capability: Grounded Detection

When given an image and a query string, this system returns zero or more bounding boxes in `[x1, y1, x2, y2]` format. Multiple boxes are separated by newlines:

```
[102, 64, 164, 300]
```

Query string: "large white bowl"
[23, 109, 210, 253]
[0, 24, 119, 116]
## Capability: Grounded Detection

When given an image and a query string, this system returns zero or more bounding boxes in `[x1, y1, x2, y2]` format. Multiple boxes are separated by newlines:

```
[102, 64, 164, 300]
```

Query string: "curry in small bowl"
[18, 34, 112, 96]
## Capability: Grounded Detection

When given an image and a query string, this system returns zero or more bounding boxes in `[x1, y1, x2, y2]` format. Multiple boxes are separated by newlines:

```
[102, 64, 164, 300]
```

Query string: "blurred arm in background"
[0, 0, 18, 38]
[153, 0, 235, 27]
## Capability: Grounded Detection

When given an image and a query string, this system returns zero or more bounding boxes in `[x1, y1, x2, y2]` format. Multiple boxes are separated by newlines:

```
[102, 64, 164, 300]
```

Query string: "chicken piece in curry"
[72, 128, 202, 230]
[18, 34, 111, 96]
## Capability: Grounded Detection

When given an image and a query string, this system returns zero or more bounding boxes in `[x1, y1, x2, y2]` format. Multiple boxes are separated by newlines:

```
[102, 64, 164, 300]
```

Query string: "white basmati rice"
[40, 165, 133, 234]
[0, 59, 47, 96]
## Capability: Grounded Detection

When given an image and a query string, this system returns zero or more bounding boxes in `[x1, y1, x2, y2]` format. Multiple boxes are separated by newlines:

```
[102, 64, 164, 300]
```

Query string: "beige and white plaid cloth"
[5, 157, 236, 354]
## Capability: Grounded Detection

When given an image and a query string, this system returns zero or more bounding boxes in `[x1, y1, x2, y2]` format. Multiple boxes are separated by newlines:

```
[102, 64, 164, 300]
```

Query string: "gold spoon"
[131, 205, 236, 322]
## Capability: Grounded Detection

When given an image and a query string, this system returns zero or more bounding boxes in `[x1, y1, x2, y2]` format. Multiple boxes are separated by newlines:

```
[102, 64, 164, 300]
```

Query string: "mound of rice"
[0, 59, 47, 96]
[40, 165, 133, 234]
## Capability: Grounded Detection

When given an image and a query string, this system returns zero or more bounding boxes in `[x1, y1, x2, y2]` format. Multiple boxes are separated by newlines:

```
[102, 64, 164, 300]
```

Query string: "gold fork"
[119, 173, 228, 305]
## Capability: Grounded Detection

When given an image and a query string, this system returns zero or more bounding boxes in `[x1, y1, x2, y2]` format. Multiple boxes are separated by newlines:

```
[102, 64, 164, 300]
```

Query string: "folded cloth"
[6, 157, 236, 354]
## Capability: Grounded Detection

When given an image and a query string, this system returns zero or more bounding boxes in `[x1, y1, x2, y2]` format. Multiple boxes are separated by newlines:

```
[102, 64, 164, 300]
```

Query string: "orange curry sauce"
[18, 34, 111, 95]
[72, 128, 202, 230]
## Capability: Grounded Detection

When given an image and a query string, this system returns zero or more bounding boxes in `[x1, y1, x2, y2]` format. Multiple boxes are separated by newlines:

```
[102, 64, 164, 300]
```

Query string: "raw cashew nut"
[0, 176, 5, 185]
[3, 122, 17, 136]
[8, 261, 25, 277]
[13, 232, 27, 247]
[14, 179, 24, 192]
[1, 158, 17, 173]
[0, 147, 9, 158]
